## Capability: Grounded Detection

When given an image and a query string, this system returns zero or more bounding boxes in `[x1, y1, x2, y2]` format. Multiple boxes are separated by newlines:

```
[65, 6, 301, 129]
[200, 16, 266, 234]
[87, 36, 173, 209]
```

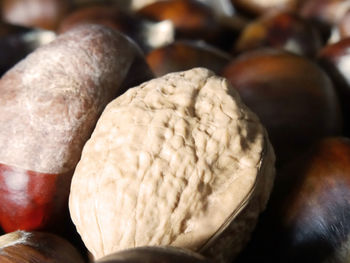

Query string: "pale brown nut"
[69, 68, 276, 262]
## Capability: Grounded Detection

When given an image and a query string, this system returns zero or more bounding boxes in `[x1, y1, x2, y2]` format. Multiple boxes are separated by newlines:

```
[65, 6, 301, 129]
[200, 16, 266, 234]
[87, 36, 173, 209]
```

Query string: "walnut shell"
[69, 68, 275, 262]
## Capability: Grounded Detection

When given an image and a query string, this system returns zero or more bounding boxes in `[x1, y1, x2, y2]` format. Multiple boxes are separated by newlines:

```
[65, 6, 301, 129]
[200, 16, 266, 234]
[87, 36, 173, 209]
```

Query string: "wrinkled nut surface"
[69, 68, 275, 262]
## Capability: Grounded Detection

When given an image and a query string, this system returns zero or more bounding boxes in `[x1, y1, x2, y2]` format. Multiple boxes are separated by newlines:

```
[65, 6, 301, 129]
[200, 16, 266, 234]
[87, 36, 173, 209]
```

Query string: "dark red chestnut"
[1, 0, 72, 30]
[221, 49, 342, 165]
[95, 246, 212, 263]
[234, 11, 322, 57]
[318, 37, 350, 135]
[146, 40, 231, 76]
[0, 230, 85, 263]
[0, 164, 73, 233]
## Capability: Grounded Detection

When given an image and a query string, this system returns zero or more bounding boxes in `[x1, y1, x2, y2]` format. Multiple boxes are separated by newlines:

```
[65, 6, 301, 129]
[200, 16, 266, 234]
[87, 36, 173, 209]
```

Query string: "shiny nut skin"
[0, 163, 73, 232]
[221, 49, 342, 165]
[318, 38, 350, 135]
[137, 0, 218, 41]
[1, 0, 72, 30]
[0, 230, 84, 263]
[272, 137, 350, 263]
[234, 11, 322, 57]
[95, 246, 213, 263]
[146, 40, 231, 76]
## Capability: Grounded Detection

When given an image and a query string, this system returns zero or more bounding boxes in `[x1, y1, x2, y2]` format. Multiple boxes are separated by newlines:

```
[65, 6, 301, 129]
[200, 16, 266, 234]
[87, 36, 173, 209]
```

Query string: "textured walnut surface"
[69, 68, 275, 260]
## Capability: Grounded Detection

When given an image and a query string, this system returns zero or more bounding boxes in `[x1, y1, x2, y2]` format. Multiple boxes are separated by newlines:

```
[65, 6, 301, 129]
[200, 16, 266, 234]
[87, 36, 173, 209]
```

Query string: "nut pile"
[0, 1, 349, 263]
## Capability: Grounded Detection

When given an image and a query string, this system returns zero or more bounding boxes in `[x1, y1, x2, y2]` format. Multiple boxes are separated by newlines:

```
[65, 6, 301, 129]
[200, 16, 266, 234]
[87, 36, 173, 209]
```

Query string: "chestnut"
[221, 48, 343, 165]
[233, 11, 323, 57]
[1, 0, 72, 30]
[318, 38, 350, 135]
[57, 3, 174, 52]
[272, 137, 350, 263]
[95, 246, 212, 263]
[0, 230, 85, 263]
[231, 0, 300, 17]
[235, 137, 350, 263]
[136, 0, 220, 44]
[0, 164, 73, 233]
[0, 22, 55, 77]
[146, 40, 231, 76]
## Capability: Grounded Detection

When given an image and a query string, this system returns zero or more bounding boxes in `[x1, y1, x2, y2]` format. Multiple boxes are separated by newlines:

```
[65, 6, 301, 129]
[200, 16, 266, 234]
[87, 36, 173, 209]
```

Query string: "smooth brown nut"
[271, 137, 350, 262]
[146, 40, 231, 76]
[221, 49, 343, 165]
[0, 230, 85, 263]
[137, 0, 218, 41]
[234, 11, 322, 57]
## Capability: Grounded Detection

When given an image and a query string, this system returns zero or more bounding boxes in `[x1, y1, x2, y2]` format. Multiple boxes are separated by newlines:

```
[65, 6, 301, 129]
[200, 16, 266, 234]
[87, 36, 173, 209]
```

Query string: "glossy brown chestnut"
[273, 137, 350, 263]
[137, 0, 218, 42]
[231, 0, 300, 17]
[234, 11, 322, 57]
[0, 230, 85, 263]
[318, 38, 350, 135]
[58, 3, 159, 52]
[1, 0, 72, 30]
[221, 49, 343, 165]
[0, 163, 72, 233]
[146, 40, 231, 76]
[235, 137, 350, 263]
[95, 246, 212, 263]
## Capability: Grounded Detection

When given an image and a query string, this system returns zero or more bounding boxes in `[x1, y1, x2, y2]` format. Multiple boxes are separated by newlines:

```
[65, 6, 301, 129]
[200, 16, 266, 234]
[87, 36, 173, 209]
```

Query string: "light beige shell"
[69, 68, 275, 262]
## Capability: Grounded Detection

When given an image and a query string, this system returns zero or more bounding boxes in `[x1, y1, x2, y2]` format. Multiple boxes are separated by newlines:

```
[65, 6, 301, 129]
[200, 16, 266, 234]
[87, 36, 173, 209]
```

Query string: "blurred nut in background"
[231, 0, 301, 17]
[234, 11, 323, 57]
[146, 40, 231, 76]
[58, 3, 175, 53]
[1, 0, 73, 30]
[221, 49, 343, 165]
[0, 22, 56, 77]
[299, 0, 350, 41]
[0, 230, 85, 263]
[318, 37, 350, 135]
